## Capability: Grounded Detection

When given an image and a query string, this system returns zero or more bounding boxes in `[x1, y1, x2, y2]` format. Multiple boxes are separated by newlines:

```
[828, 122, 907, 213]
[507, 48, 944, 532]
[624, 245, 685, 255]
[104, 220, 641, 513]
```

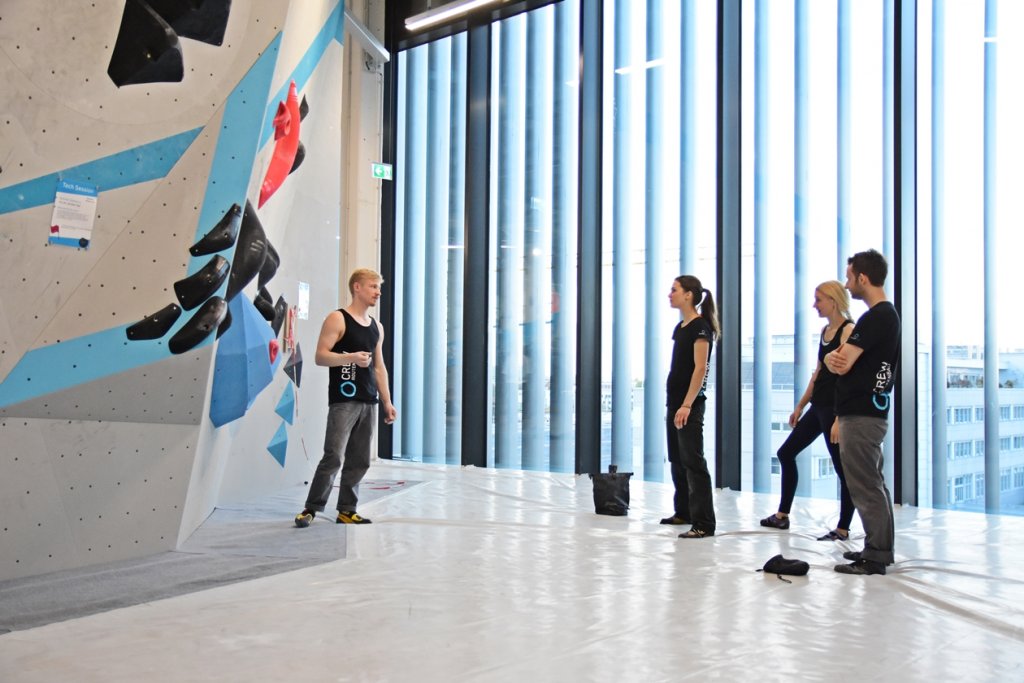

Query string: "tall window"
[917, 0, 1024, 514]
[600, 0, 718, 481]
[393, 34, 468, 464]
[740, 0, 889, 504]
[488, 3, 580, 471]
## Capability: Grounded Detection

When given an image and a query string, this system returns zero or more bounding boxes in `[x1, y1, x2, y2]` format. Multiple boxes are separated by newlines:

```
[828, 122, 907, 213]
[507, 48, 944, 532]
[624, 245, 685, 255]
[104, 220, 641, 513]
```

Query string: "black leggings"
[776, 403, 854, 530]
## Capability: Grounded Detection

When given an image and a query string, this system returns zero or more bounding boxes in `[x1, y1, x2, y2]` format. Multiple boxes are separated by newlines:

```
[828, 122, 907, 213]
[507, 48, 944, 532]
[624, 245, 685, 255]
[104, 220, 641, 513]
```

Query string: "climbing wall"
[0, 0, 347, 580]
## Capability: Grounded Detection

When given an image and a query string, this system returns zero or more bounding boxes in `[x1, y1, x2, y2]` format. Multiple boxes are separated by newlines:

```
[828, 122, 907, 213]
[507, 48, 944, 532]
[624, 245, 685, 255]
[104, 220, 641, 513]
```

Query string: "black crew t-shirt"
[666, 318, 713, 411]
[834, 301, 900, 418]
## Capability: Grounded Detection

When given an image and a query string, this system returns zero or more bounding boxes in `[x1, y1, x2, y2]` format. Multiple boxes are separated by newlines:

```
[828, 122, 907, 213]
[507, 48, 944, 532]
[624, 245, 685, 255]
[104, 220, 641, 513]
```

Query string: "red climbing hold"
[258, 81, 301, 208]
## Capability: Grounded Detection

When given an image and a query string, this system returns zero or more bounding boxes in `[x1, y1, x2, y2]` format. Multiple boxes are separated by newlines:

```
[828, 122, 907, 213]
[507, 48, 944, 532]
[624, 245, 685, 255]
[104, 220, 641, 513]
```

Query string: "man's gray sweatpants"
[838, 415, 895, 565]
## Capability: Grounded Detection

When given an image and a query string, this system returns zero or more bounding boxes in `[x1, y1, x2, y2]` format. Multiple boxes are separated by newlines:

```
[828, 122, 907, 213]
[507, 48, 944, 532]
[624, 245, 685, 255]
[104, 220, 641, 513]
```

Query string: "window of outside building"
[950, 441, 972, 459]
[816, 457, 836, 479]
[952, 474, 972, 503]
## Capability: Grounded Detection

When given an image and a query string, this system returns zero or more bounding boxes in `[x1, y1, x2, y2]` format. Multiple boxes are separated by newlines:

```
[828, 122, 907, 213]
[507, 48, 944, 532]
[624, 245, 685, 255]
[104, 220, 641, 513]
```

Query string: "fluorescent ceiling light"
[405, 0, 504, 33]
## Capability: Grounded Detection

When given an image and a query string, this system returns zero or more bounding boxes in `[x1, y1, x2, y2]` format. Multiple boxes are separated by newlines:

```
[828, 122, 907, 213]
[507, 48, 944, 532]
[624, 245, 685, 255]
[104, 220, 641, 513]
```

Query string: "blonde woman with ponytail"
[760, 280, 855, 541]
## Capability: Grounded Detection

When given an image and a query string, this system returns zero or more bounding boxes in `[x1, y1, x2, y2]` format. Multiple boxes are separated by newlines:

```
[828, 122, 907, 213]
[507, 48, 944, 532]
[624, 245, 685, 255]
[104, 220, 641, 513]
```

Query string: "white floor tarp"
[1, 460, 1022, 682]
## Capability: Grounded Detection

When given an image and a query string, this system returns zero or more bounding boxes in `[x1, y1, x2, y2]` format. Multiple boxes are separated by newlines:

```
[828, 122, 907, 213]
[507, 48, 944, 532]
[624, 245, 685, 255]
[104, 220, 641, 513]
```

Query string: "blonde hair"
[348, 268, 383, 295]
[816, 280, 852, 320]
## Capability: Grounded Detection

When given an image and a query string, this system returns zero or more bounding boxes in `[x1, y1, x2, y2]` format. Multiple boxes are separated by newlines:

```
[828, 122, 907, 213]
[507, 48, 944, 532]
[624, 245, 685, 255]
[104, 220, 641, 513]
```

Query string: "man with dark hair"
[824, 249, 900, 576]
[294, 268, 397, 527]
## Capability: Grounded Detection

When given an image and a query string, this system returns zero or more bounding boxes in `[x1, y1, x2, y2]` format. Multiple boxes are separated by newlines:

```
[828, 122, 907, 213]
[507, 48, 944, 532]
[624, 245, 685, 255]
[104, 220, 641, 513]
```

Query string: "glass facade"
[917, 0, 1024, 515]
[388, 0, 1023, 517]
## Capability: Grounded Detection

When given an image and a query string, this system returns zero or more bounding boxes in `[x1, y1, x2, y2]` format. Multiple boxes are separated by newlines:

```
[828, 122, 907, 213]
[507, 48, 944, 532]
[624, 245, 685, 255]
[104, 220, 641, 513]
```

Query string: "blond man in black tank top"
[295, 269, 397, 527]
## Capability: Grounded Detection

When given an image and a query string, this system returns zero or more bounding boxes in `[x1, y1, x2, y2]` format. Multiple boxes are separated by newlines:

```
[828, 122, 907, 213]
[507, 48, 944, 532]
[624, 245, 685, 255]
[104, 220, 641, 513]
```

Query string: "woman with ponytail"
[665, 275, 720, 538]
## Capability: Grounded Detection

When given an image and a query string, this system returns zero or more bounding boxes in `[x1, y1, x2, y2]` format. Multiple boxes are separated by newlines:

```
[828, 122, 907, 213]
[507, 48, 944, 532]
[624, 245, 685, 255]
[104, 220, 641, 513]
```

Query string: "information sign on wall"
[49, 179, 98, 249]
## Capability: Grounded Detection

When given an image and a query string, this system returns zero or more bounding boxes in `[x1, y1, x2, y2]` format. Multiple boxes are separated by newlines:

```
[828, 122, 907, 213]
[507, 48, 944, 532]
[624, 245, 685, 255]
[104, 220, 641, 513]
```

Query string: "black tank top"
[811, 319, 851, 407]
[327, 309, 380, 404]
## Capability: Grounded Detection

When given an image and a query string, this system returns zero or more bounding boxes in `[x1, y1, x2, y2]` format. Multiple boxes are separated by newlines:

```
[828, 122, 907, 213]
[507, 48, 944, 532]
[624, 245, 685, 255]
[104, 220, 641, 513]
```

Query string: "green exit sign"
[371, 163, 393, 180]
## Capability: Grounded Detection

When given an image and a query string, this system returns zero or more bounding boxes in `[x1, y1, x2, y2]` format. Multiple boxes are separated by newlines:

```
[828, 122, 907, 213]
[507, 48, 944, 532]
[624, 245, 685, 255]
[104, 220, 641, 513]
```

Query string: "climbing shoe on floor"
[294, 510, 315, 528]
[759, 514, 790, 530]
[336, 511, 372, 524]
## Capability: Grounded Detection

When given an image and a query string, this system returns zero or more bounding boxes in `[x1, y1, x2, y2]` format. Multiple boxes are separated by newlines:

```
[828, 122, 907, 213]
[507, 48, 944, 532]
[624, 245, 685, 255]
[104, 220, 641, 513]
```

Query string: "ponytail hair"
[674, 275, 722, 341]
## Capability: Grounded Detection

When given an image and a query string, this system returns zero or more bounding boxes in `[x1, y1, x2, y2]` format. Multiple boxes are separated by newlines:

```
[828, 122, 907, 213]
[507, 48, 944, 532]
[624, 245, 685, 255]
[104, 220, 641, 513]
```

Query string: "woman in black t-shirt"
[666, 275, 720, 539]
[760, 281, 856, 541]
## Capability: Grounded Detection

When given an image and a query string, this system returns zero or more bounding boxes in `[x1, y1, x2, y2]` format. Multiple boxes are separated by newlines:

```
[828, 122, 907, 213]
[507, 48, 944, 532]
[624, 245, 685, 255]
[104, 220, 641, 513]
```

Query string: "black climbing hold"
[289, 141, 305, 175]
[144, 0, 233, 47]
[190, 203, 242, 256]
[168, 296, 227, 354]
[258, 242, 280, 289]
[284, 344, 303, 387]
[271, 296, 288, 337]
[216, 305, 232, 339]
[299, 95, 309, 121]
[126, 302, 182, 340]
[107, 0, 184, 87]
[225, 200, 268, 302]
[173, 255, 230, 310]
[254, 286, 275, 322]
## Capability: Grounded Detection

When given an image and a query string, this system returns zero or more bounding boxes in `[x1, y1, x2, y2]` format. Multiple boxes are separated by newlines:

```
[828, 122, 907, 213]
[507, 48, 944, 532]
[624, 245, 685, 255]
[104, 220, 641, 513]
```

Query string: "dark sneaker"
[336, 510, 372, 524]
[660, 515, 690, 525]
[834, 559, 886, 575]
[678, 528, 714, 539]
[294, 510, 315, 528]
[760, 514, 790, 530]
[817, 530, 849, 541]
[843, 550, 862, 562]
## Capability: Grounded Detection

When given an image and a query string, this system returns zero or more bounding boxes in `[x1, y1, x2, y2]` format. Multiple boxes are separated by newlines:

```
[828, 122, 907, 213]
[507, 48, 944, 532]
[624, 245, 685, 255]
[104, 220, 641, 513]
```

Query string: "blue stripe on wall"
[0, 128, 202, 215]
[0, 326, 180, 408]
[259, 1, 345, 148]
